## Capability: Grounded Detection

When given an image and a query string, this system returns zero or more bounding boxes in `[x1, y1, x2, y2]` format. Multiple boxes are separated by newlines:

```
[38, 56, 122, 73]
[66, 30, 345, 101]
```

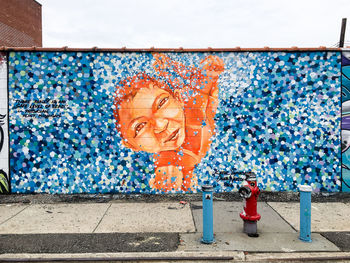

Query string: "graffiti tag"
[0, 114, 5, 152]
[0, 114, 9, 194]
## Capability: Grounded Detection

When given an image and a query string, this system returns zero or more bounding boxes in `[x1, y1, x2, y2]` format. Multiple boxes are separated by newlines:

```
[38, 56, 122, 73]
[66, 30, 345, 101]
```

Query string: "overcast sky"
[36, 0, 350, 48]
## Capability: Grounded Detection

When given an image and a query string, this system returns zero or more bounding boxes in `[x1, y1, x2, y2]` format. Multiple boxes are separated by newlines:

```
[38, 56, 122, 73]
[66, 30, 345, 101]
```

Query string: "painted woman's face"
[118, 83, 185, 153]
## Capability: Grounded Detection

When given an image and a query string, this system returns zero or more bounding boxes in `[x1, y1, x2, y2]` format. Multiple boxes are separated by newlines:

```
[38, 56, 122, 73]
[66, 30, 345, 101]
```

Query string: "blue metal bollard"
[201, 184, 214, 244]
[299, 185, 312, 242]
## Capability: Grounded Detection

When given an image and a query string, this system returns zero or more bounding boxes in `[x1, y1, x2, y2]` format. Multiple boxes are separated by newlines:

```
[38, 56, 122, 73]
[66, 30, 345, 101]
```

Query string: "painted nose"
[153, 118, 168, 134]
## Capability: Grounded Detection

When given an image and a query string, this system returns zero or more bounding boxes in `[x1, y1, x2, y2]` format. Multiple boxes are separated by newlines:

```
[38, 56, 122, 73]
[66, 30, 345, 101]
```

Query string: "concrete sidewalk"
[0, 200, 350, 262]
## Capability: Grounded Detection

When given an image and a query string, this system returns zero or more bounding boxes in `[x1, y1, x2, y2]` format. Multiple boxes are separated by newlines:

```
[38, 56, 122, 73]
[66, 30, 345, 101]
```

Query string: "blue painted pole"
[299, 185, 312, 242]
[201, 184, 214, 244]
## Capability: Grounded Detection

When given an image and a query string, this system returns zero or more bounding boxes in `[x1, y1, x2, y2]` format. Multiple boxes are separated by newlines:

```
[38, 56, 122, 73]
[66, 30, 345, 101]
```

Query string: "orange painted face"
[118, 83, 185, 153]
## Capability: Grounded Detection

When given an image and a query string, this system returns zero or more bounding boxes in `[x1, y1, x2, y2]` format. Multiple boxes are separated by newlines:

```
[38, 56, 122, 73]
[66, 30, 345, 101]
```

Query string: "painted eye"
[134, 122, 147, 137]
[157, 96, 169, 109]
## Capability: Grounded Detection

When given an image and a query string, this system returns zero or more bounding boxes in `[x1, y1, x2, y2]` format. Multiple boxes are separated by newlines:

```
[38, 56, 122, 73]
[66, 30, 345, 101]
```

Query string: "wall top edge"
[0, 46, 343, 52]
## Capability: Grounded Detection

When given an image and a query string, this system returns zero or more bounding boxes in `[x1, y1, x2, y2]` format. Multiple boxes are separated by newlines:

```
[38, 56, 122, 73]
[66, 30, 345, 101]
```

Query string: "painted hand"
[200, 55, 225, 77]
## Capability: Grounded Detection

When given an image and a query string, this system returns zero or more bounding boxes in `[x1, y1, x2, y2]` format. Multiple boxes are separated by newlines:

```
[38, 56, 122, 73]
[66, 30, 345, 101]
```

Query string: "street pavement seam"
[92, 203, 112, 233]
[190, 202, 199, 233]
[266, 202, 298, 232]
[0, 204, 29, 226]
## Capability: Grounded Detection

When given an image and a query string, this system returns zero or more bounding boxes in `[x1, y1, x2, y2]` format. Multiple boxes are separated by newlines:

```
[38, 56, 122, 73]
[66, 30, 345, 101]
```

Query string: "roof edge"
[0, 46, 343, 52]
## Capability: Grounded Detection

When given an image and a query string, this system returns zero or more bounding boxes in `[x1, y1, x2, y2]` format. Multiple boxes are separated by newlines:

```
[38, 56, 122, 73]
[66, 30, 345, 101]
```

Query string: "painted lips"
[164, 128, 180, 143]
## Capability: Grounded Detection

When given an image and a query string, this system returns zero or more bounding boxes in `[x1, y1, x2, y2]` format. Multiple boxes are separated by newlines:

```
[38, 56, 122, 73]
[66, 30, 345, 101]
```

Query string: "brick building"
[0, 0, 42, 47]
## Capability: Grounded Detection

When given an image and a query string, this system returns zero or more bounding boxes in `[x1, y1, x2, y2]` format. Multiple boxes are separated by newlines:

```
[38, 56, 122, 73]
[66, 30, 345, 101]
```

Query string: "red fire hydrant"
[239, 172, 260, 237]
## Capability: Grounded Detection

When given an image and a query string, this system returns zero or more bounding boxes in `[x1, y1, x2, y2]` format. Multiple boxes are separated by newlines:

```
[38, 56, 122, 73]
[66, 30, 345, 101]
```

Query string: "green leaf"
[0, 172, 9, 194]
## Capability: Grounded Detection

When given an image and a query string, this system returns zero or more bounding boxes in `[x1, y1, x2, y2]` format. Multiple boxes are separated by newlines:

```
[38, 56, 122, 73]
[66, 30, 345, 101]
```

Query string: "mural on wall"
[0, 52, 9, 194]
[341, 51, 350, 192]
[8, 51, 341, 194]
[114, 54, 224, 192]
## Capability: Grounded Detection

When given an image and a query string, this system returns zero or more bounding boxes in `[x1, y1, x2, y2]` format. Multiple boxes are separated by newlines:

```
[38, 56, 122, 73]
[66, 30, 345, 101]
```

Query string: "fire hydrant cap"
[299, 185, 312, 192]
[201, 185, 214, 192]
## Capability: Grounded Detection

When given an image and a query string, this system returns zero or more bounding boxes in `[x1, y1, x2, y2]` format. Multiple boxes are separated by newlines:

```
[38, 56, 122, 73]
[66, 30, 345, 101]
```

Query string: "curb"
[0, 251, 240, 262]
[245, 252, 350, 262]
[1, 252, 350, 262]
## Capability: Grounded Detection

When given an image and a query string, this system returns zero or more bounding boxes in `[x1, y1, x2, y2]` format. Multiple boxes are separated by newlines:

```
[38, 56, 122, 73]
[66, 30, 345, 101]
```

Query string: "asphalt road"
[321, 232, 350, 252]
[0, 233, 179, 253]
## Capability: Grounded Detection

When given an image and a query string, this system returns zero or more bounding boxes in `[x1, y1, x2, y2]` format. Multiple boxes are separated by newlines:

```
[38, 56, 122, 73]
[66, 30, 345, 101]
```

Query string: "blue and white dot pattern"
[8, 51, 341, 193]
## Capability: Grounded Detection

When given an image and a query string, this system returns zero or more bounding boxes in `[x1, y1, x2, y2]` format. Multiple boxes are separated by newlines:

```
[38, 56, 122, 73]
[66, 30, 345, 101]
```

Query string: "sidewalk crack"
[92, 203, 112, 233]
[0, 205, 29, 226]
[189, 202, 198, 232]
[266, 202, 298, 232]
